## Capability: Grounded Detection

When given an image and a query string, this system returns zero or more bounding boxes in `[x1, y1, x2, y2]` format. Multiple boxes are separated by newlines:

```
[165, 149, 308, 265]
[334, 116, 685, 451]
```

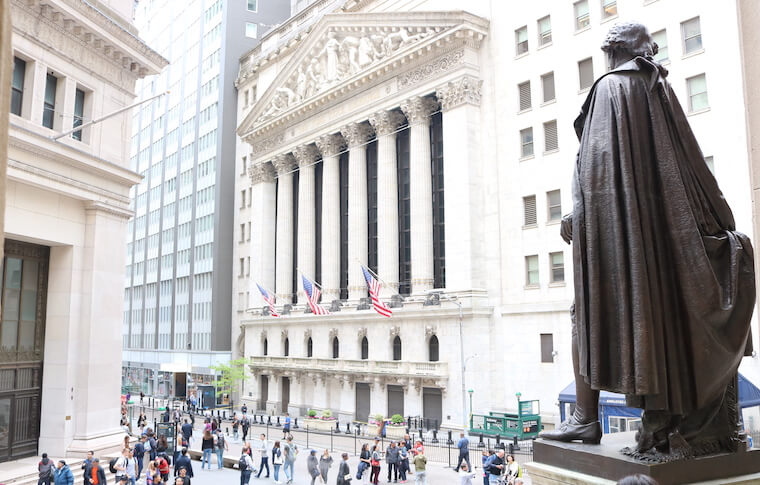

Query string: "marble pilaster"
[315, 133, 345, 301]
[294, 144, 320, 303]
[248, 162, 277, 308]
[273, 154, 296, 303]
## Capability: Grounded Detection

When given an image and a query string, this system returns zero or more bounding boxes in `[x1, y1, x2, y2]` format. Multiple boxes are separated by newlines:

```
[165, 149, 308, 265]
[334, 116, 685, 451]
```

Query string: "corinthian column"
[368, 110, 405, 297]
[294, 144, 320, 303]
[340, 122, 375, 300]
[316, 133, 345, 301]
[400, 96, 438, 293]
[248, 162, 277, 307]
[273, 153, 296, 303]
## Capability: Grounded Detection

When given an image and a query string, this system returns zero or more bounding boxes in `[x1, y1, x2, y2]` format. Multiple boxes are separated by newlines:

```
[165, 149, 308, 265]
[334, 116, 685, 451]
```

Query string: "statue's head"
[601, 22, 658, 69]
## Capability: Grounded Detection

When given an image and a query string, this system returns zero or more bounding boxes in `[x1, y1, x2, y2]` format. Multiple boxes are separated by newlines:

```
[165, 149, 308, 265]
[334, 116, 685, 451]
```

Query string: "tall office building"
[122, 0, 290, 403]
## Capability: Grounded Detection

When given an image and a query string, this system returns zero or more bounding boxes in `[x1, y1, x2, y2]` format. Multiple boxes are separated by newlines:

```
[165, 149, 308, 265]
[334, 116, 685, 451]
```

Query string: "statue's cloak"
[572, 57, 755, 416]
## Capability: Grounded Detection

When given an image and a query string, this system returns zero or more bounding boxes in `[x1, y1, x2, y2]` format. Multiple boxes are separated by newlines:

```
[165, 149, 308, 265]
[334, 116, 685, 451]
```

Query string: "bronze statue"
[539, 22, 756, 461]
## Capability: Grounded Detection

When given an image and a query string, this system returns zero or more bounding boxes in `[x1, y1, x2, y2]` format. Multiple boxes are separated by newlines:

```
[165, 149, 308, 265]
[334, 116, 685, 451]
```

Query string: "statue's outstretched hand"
[561, 213, 573, 244]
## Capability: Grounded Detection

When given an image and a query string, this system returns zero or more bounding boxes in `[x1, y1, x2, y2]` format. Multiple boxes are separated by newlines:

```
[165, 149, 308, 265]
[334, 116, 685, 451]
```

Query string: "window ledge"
[549, 282, 566, 287]
[540, 99, 557, 107]
[515, 52, 530, 60]
[519, 154, 536, 162]
[574, 26, 591, 35]
[537, 42, 553, 50]
[601, 15, 618, 24]
[523, 224, 538, 230]
[543, 149, 560, 156]
[687, 107, 710, 117]
[524, 284, 540, 290]
[546, 220, 561, 226]
[518, 108, 532, 115]
[682, 48, 705, 60]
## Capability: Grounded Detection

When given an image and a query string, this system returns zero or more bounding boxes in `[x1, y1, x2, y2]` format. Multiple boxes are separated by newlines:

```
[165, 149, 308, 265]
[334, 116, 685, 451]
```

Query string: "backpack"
[238, 455, 248, 471]
[108, 457, 118, 474]
[217, 434, 225, 449]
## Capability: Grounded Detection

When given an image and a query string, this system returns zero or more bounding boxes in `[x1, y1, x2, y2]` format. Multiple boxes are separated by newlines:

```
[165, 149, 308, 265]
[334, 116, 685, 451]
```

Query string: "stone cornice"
[436, 74, 483, 111]
[84, 201, 134, 219]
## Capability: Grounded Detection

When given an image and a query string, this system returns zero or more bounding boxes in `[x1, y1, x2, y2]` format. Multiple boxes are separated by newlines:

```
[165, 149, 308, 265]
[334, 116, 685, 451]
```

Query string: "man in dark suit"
[174, 448, 194, 479]
[337, 453, 351, 485]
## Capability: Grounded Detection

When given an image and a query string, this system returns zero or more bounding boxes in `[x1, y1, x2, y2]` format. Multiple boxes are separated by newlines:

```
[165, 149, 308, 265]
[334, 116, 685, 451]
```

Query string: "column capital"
[293, 144, 321, 167]
[248, 162, 276, 185]
[368, 110, 406, 137]
[400, 96, 438, 125]
[316, 133, 346, 157]
[436, 75, 483, 111]
[340, 121, 375, 148]
[272, 153, 296, 175]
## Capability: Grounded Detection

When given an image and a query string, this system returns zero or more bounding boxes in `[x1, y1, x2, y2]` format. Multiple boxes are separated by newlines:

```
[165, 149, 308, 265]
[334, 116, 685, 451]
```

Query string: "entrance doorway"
[0, 240, 49, 462]
[175, 372, 187, 399]
[355, 383, 370, 422]
[259, 375, 269, 411]
[422, 387, 443, 429]
[281, 377, 290, 413]
[387, 385, 404, 417]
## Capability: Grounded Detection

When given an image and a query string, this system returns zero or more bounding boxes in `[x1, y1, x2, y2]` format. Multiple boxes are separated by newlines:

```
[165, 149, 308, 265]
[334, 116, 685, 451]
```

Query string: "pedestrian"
[397, 442, 409, 483]
[54, 460, 75, 485]
[485, 450, 505, 485]
[386, 441, 399, 483]
[126, 448, 137, 485]
[402, 435, 412, 452]
[370, 445, 381, 485]
[145, 461, 158, 485]
[156, 435, 168, 456]
[239, 449, 254, 485]
[242, 403, 248, 415]
[201, 429, 214, 469]
[87, 458, 106, 485]
[233, 417, 240, 441]
[283, 435, 299, 484]
[140, 391, 145, 404]
[319, 449, 333, 484]
[283, 412, 291, 438]
[175, 467, 192, 485]
[114, 448, 130, 484]
[357, 443, 371, 484]
[337, 453, 351, 485]
[146, 431, 156, 461]
[272, 440, 283, 484]
[123, 435, 131, 452]
[174, 448, 194, 478]
[81, 451, 94, 485]
[411, 448, 426, 485]
[134, 436, 146, 479]
[307, 450, 320, 485]
[256, 433, 271, 479]
[181, 418, 193, 446]
[211, 418, 218, 432]
[38, 453, 54, 485]
[505, 455, 520, 485]
[454, 433, 471, 473]
[242, 417, 250, 442]
[480, 450, 492, 485]
[155, 453, 170, 483]
[137, 413, 147, 434]
[215, 429, 228, 469]
[459, 463, 476, 485]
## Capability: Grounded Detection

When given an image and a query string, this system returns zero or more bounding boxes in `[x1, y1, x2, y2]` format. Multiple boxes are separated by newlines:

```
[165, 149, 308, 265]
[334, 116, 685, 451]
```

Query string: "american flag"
[361, 265, 392, 318]
[256, 283, 280, 317]
[302, 275, 329, 315]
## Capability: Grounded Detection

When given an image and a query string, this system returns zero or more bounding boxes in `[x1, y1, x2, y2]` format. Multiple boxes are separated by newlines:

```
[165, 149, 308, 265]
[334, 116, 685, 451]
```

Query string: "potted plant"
[384, 414, 407, 438]
[367, 414, 386, 437]
[305, 408, 336, 431]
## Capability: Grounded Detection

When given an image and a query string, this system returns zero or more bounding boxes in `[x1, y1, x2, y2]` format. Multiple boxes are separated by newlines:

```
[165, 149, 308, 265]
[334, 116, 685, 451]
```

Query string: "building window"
[705, 156, 714, 175]
[544, 120, 558, 152]
[263, 338, 268, 356]
[547, 190, 562, 221]
[315, 160, 323, 285]
[396, 127, 411, 295]
[681, 17, 702, 54]
[245, 22, 258, 39]
[247, 0, 257, 12]
[515, 26, 528, 55]
[239, 258, 245, 277]
[574, 0, 590, 31]
[518, 81, 531, 111]
[247, 222, 251, 241]
[687, 74, 709, 112]
[240, 224, 245, 242]
[284, 338, 289, 357]
[526, 255, 539, 286]
[519, 127, 534, 158]
[240, 190, 246, 209]
[430, 112, 445, 289]
[578, 58, 594, 90]
[392, 336, 402, 361]
[340, 151, 350, 299]
[332, 337, 339, 359]
[292, 170, 299, 304]
[307, 337, 313, 357]
[42, 73, 57, 129]
[523, 195, 537, 226]
[11, 57, 26, 116]
[601, 0, 617, 19]
[541, 72, 555, 103]
[367, 138, 378, 274]
[652, 30, 668, 63]
[361, 336, 369, 360]
[72, 88, 85, 141]
[241, 156, 247, 176]
[538, 16, 552, 46]
[540, 334, 554, 363]
[550, 252, 565, 283]
[428, 335, 439, 362]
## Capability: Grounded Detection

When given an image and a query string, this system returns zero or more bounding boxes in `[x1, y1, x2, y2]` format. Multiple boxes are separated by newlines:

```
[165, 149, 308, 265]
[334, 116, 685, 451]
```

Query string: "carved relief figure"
[358, 35, 376, 67]
[340, 35, 361, 74]
[321, 30, 340, 82]
[295, 66, 307, 101]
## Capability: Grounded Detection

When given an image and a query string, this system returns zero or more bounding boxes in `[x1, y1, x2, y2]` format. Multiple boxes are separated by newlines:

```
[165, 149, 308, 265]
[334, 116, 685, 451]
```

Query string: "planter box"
[304, 418, 337, 432]
[367, 423, 407, 439]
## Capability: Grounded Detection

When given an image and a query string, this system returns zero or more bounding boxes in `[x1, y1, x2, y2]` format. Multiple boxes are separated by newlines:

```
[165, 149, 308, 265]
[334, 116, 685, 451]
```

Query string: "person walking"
[358, 444, 371, 484]
[233, 417, 240, 441]
[386, 441, 399, 483]
[337, 453, 351, 485]
[239, 449, 254, 485]
[174, 448, 194, 479]
[38, 452, 54, 485]
[175, 467, 192, 485]
[242, 403, 248, 415]
[458, 463, 476, 485]
[87, 458, 106, 485]
[155, 453, 171, 483]
[114, 448, 129, 484]
[126, 449, 137, 485]
[283, 412, 292, 438]
[257, 434, 271, 479]
[454, 433, 471, 473]
[318, 449, 333, 484]
[272, 441, 283, 484]
[201, 430, 214, 469]
[215, 429, 228, 469]
[369, 445, 381, 485]
[480, 451, 492, 485]
[134, 436, 146, 479]
[397, 442, 409, 483]
[144, 461, 158, 485]
[307, 450, 320, 485]
[54, 460, 75, 485]
[283, 435, 299, 484]
[181, 419, 193, 446]
[486, 450, 504, 485]
[242, 417, 250, 442]
[81, 451, 94, 485]
[411, 448, 426, 485]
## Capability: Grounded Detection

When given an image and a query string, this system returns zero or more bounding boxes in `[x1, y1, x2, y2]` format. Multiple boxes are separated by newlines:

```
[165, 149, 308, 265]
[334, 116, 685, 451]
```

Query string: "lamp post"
[468, 389, 474, 428]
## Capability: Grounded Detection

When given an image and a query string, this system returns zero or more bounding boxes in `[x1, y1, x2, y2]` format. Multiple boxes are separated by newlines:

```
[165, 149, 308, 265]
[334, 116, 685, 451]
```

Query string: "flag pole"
[354, 259, 403, 298]
[296, 268, 324, 290]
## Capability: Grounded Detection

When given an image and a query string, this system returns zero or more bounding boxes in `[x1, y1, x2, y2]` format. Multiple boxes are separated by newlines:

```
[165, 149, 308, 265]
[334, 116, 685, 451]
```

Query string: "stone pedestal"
[526, 432, 760, 485]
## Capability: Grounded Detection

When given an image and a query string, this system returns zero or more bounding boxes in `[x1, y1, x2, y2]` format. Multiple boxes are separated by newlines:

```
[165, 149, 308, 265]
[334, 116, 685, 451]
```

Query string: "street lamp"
[468, 389, 474, 428]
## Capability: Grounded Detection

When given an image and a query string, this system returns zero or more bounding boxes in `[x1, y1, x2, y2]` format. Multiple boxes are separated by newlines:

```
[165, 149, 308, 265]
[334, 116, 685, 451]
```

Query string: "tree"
[210, 358, 248, 413]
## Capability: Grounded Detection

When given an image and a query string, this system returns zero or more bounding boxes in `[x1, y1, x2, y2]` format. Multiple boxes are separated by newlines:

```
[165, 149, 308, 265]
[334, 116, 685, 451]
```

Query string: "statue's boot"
[540, 413, 602, 444]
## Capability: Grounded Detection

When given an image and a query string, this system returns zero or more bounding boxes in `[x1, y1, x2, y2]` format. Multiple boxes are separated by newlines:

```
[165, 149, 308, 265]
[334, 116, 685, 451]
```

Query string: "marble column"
[248, 162, 277, 308]
[340, 122, 375, 300]
[400, 96, 438, 293]
[273, 153, 296, 303]
[316, 133, 345, 301]
[368, 110, 405, 297]
[267, 373, 282, 415]
[294, 144, 320, 303]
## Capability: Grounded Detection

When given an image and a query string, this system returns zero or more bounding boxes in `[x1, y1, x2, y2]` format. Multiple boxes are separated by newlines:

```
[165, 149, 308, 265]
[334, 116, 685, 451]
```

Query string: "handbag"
[344, 474, 352, 481]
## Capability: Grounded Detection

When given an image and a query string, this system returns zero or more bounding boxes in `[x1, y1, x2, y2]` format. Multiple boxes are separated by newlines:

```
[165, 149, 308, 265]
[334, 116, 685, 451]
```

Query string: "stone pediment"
[238, 11, 488, 146]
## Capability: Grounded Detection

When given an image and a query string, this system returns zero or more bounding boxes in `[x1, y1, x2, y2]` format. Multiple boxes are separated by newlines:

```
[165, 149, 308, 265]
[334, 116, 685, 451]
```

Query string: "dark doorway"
[175, 372, 187, 398]
[422, 387, 443, 429]
[0, 240, 48, 462]
[259, 375, 269, 411]
[387, 385, 404, 417]
[355, 383, 370, 422]
[198, 385, 215, 409]
[281, 377, 290, 413]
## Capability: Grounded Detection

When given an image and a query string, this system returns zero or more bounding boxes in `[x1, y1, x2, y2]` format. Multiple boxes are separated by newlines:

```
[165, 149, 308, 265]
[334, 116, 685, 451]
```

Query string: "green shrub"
[307, 409, 317, 417]
[321, 409, 333, 418]
[373, 413, 385, 422]
[391, 414, 404, 425]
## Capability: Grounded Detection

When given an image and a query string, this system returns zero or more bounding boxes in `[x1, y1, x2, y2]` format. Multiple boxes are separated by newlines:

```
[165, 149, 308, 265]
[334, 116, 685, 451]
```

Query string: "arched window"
[428, 335, 439, 362]
[307, 337, 313, 357]
[284, 338, 289, 356]
[263, 338, 268, 356]
[361, 336, 369, 360]
[332, 337, 339, 359]
[392, 335, 402, 361]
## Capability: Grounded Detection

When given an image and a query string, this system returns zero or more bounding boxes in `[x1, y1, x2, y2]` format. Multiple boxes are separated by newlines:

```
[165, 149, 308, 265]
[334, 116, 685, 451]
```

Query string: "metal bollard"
[345, 422, 351, 435]
[478, 434, 485, 448]
[267, 415, 272, 425]
[432, 429, 439, 444]
[447, 430, 453, 445]
[418, 428, 423, 441]
[293, 418, 299, 429]
[276, 416, 281, 427]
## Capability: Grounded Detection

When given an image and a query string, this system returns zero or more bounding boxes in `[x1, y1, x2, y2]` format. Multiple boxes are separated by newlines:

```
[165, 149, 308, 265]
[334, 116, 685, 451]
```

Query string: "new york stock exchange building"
[231, 0, 747, 432]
